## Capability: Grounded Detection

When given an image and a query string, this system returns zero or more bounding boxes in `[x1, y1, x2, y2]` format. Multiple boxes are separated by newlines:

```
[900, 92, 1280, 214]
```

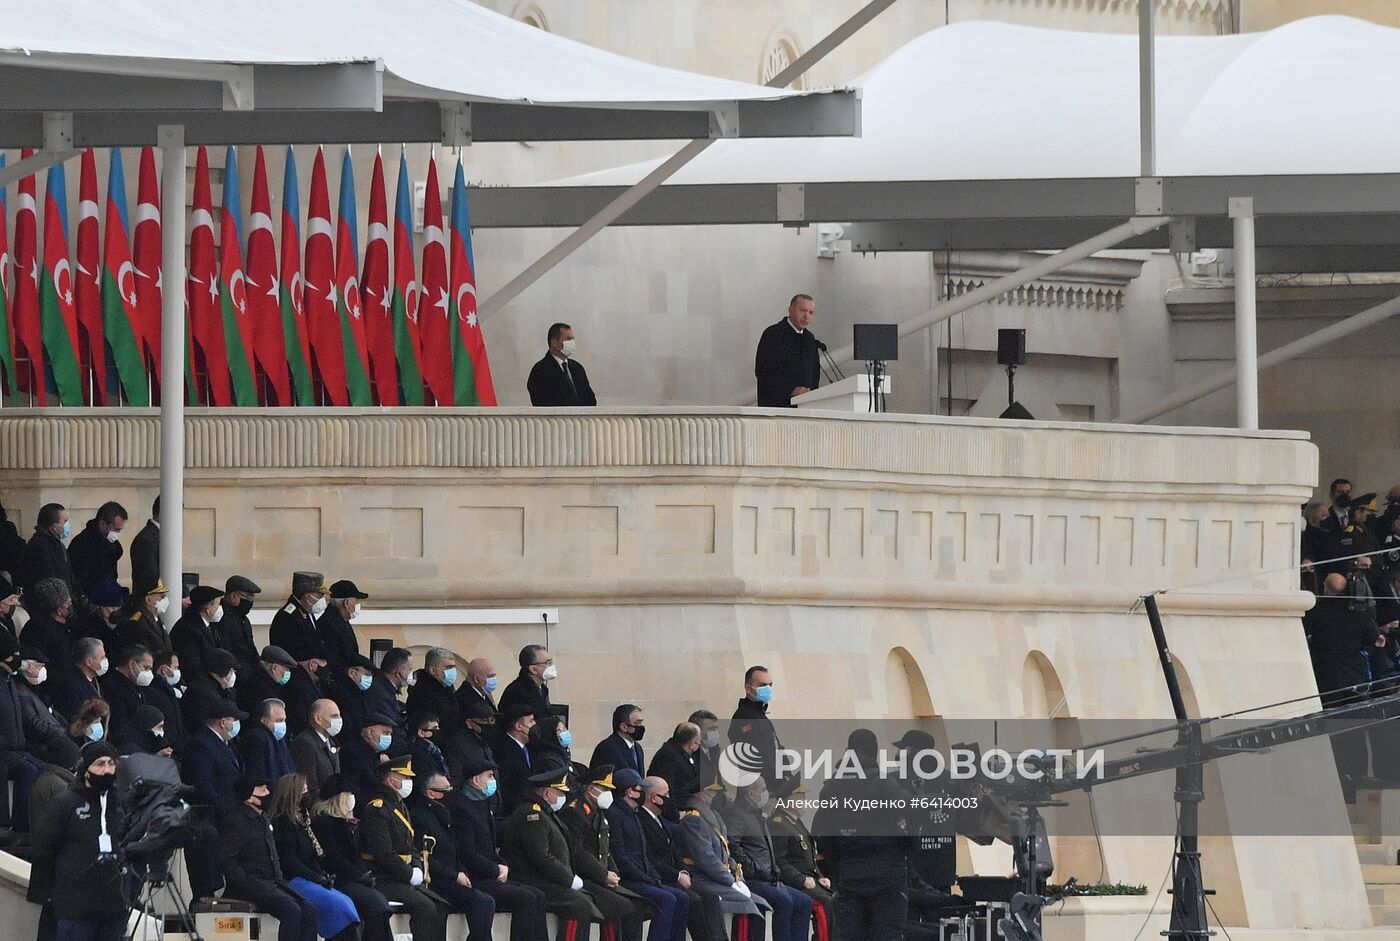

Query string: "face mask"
[356, 673, 373, 692]
[153, 727, 165, 738]
[88, 771, 115, 792]
[406, 671, 418, 687]
[328, 717, 344, 737]
[165, 668, 181, 686]
[229, 719, 242, 739]
[225, 670, 237, 689]
[558, 729, 573, 748]
[136, 669, 154, 687]
[560, 338, 577, 358]
[755, 685, 774, 704]
[209, 606, 224, 623]
[629, 724, 646, 742]
[703, 730, 720, 749]
[96, 658, 109, 677]
[346, 796, 356, 816]
[276, 669, 291, 686]
[347, 605, 360, 621]
[106, 529, 120, 544]
[61, 521, 72, 541]
[484, 676, 498, 694]
[273, 721, 288, 741]
[752, 791, 769, 807]
[376, 733, 392, 753]
[596, 790, 614, 811]
[310, 596, 329, 618]
[549, 794, 567, 812]
[88, 721, 105, 741]
[542, 664, 558, 682]
[396, 779, 413, 800]
[155, 595, 171, 616]
[442, 667, 458, 687]
[234, 598, 254, 616]
[29, 666, 47, 686]
[481, 778, 498, 798]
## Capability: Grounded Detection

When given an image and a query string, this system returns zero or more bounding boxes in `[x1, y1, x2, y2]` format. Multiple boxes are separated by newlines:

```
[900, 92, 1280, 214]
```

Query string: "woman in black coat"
[528, 714, 577, 778]
[27, 741, 130, 940]
[308, 773, 393, 941]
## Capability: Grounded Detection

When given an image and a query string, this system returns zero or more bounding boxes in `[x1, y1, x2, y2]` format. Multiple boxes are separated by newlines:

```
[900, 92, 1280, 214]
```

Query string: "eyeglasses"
[533, 658, 554, 666]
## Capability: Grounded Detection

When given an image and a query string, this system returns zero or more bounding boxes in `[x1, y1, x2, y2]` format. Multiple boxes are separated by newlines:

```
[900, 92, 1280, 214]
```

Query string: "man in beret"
[496, 704, 538, 817]
[270, 571, 331, 682]
[238, 645, 315, 734]
[216, 774, 318, 941]
[361, 755, 451, 941]
[171, 585, 225, 684]
[318, 579, 368, 680]
[500, 766, 604, 930]
[217, 575, 263, 675]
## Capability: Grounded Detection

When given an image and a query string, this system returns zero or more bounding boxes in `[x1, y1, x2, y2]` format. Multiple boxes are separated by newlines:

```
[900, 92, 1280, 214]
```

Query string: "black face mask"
[628, 724, 646, 742]
[233, 598, 254, 617]
[87, 771, 115, 792]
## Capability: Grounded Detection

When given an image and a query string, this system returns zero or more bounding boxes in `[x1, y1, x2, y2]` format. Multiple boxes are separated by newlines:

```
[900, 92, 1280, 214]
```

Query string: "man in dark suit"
[648, 721, 701, 807]
[66, 501, 126, 600]
[216, 774, 318, 941]
[99, 642, 152, 749]
[754, 294, 821, 408]
[447, 699, 497, 785]
[216, 575, 263, 674]
[20, 504, 75, 599]
[591, 703, 646, 777]
[316, 579, 366, 680]
[367, 647, 412, 750]
[328, 653, 378, 743]
[406, 646, 462, 733]
[129, 496, 162, 599]
[53, 636, 107, 720]
[495, 704, 537, 816]
[237, 645, 316, 735]
[234, 697, 296, 782]
[289, 698, 342, 797]
[608, 769, 693, 941]
[1322, 478, 1353, 533]
[184, 697, 248, 899]
[455, 656, 499, 718]
[500, 645, 554, 718]
[526, 322, 597, 406]
[638, 775, 726, 941]
[170, 585, 225, 684]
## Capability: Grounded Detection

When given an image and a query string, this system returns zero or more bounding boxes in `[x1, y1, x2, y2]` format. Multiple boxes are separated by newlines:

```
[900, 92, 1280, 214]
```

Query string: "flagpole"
[157, 125, 186, 629]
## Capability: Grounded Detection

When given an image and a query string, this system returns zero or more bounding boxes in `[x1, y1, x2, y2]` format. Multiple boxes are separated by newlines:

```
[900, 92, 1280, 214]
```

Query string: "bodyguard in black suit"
[526, 322, 597, 406]
[754, 294, 821, 408]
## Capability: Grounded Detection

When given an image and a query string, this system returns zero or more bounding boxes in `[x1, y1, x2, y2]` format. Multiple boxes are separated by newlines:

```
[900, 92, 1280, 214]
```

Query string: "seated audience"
[310, 773, 394, 941]
[268, 772, 364, 941]
[53, 637, 107, 721]
[236, 697, 296, 781]
[216, 774, 318, 941]
[290, 698, 343, 797]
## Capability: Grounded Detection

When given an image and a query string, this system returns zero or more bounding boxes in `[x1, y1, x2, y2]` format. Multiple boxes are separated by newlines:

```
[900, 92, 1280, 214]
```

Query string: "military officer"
[359, 755, 451, 941]
[769, 788, 834, 941]
[269, 571, 331, 682]
[679, 781, 767, 923]
[559, 765, 653, 941]
[501, 765, 604, 938]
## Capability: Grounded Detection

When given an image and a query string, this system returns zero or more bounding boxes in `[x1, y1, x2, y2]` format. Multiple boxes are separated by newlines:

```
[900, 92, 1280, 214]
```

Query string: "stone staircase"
[1352, 789, 1400, 927]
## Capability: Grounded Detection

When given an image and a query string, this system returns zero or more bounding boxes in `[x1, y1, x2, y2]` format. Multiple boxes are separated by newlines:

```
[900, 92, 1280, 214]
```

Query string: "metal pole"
[1115, 288, 1400, 424]
[157, 125, 186, 629]
[1139, 0, 1157, 177]
[477, 0, 901, 320]
[1230, 197, 1258, 430]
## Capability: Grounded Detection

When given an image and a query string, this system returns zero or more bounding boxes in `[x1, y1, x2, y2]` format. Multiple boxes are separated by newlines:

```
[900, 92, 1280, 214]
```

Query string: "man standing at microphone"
[755, 294, 822, 407]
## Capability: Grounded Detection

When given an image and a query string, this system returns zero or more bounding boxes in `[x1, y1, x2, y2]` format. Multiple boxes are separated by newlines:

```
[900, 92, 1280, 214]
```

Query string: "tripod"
[127, 858, 204, 941]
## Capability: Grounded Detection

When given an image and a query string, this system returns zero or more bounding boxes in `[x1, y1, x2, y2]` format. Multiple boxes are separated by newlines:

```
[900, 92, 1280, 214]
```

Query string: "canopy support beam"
[158, 124, 186, 628]
[1139, 0, 1156, 177]
[1115, 289, 1400, 425]
[478, 0, 897, 320]
[1231, 197, 1258, 430]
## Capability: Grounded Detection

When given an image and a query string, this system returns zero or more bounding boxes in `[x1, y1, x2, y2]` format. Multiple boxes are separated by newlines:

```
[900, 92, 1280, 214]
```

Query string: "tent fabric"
[556, 15, 1400, 184]
[0, 0, 827, 107]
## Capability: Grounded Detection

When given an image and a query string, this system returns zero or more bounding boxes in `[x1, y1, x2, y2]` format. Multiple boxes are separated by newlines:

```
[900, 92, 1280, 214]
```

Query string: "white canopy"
[0, 0, 858, 146]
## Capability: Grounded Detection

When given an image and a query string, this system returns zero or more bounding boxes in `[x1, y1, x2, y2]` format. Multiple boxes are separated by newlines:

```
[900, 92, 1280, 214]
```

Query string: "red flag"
[304, 148, 345, 405]
[133, 147, 162, 380]
[188, 147, 231, 406]
[12, 150, 42, 403]
[247, 146, 290, 406]
[362, 151, 396, 405]
[417, 155, 451, 404]
[76, 149, 105, 403]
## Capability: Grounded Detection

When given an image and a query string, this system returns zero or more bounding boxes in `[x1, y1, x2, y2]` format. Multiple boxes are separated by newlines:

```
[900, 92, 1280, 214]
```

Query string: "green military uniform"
[558, 766, 653, 941]
[770, 805, 835, 929]
[500, 767, 605, 929]
[360, 756, 450, 941]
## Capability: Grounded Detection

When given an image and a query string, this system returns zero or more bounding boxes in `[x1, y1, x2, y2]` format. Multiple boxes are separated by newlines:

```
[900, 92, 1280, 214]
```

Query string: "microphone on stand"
[815, 338, 845, 384]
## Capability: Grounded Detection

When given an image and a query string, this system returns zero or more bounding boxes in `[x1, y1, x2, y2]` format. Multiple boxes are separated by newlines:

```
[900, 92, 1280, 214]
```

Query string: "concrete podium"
[791, 373, 891, 412]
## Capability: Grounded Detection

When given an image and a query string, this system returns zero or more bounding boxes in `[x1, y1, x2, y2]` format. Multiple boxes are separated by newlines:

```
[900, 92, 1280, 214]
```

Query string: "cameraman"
[27, 740, 129, 941]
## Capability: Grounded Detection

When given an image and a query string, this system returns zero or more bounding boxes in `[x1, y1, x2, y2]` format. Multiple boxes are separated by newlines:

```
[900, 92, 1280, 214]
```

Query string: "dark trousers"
[54, 915, 129, 941]
[833, 882, 908, 941]
[38, 903, 56, 941]
[682, 885, 726, 941]
[335, 879, 393, 941]
[624, 883, 688, 941]
[799, 886, 833, 941]
[435, 880, 498, 940]
[227, 881, 318, 941]
[184, 818, 224, 900]
[477, 878, 551, 941]
[749, 881, 812, 941]
[0, 749, 44, 830]
[377, 879, 449, 941]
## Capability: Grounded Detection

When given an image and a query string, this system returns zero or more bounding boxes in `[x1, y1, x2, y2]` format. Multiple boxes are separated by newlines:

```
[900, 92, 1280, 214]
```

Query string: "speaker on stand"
[997, 328, 1032, 420]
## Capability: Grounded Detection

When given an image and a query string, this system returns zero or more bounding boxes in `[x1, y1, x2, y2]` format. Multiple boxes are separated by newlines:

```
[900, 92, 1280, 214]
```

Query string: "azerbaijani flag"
[448, 159, 496, 406]
[247, 146, 290, 406]
[278, 147, 314, 406]
[335, 148, 371, 406]
[39, 161, 83, 406]
[304, 148, 345, 405]
[417, 154, 451, 404]
[76, 149, 106, 403]
[362, 150, 397, 405]
[391, 150, 425, 405]
[218, 146, 257, 406]
[189, 146, 231, 406]
[0, 155, 17, 398]
[99, 149, 149, 406]
[13, 151, 42, 403]
[132, 147, 162, 379]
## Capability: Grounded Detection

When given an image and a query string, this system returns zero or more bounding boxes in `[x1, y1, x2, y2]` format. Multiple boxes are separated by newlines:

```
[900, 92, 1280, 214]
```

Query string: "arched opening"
[885, 645, 936, 719]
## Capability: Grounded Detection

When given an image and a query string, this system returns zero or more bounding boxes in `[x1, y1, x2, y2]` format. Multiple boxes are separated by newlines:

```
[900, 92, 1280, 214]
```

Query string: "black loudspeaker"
[997, 328, 1027, 367]
[181, 572, 199, 598]
[853, 323, 899, 361]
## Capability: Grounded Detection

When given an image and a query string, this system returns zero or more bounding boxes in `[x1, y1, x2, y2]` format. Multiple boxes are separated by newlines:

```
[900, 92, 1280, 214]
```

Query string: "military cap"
[703, 780, 726, 792]
[225, 575, 262, 595]
[379, 753, 415, 778]
[139, 577, 170, 597]
[259, 645, 298, 669]
[528, 765, 571, 792]
[460, 754, 499, 778]
[292, 571, 328, 595]
[585, 764, 615, 789]
[1352, 493, 1379, 513]
[329, 579, 368, 600]
[613, 768, 652, 791]
[188, 585, 224, 609]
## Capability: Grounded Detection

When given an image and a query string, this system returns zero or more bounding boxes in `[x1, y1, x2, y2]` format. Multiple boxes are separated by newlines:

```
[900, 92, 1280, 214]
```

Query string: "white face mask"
[703, 730, 721, 749]
[96, 657, 109, 677]
[560, 338, 577, 358]
[596, 790, 614, 811]
[310, 596, 329, 618]
[549, 793, 567, 812]
[542, 664, 558, 682]
[346, 796, 356, 816]
[209, 605, 224, 623]
[328, 717, 344, 737]
[224, 670, 237, 689]
[347, 604, 360, 621]
[136, 669, 154, 687]
[106, 529, 120, 544]
[29, 666, 47, 686]
[155, 595, 170, 616]
[165, 668, 182, 686]
[396, 779, 414, 800]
